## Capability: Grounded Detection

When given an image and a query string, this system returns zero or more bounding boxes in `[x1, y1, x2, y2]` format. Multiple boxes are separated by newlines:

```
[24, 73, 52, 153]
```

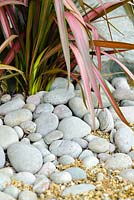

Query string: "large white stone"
[0, 125, 19, 150]
[58, 116, 91, 139]
[35, 113, 59, 136]
[0, 145, 5, 168]
[105, 153, 132, 170]
[7, 142, 43, 174]
[4, 109, 32, 127]
[0, 191, 16, 200]
[49, 140, 82, 158]
[62, 184, 96, 197]
[0, 98, 25, 115]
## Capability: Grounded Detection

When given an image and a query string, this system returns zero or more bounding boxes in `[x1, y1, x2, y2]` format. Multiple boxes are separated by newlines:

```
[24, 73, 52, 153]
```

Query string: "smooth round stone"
[37, 162, 56, 177]
[62, 183, 96, 197]
[58, 155, 75, 165]
[79, 150, 94, 160]
[34, 103, 54, 119]
[43, 154, 56, 163]
[110, 129, 116, 143]
[19, 190, 37, 200]
[35, 113, 59, 136]
[20, 138, 30, 145]
[0, 119, 3, 125]
[114, 127, 132, 153]
[82, 156, 99, 169]
[113, 89, 134, 101]
[33, 138, 48, 149]
[112, 77, 130, 90]
[84, 134, 98, 142]
[0, 125, 19, 150]
[12, 94, 24, 101]
[119, 169, 134, 183]
[68, 97, 89, 118]
[58, 116, 91, 139]
[33, 176, 50, 194]
[97, 108, 114, 132]
[72, 138, 88, 149]
[43, 87, 75, 105]
[23, 103, 36, 112]
[20, 121, 36, 134]
[7, 142, 43, 174]
[14, 126, 24, 139]
[33, 139, 49, 157]
[128, 151, 134, 160]
[109, 143, 115, 153]
[49, 140, 82, 158]
[88, 138, 109, 153]
[50, 77, 74, 90]
[0, 98, 25, 115]
[44, 130, 63, 145]
[53, 104, 72, 119]
[26, 95, 40, 106]
[83, 113, 100, 130]
[12, 172, 36, 185]
[0, 173, 11, 190]
[0, 191, 16, 200]
[27, 133, 42, 142]
[105, 153, 132, 170]
[65, 167, 87, 180]
[50, 171, 72, 184]
[4, 186, 20, 199]
[0, 167, 14, 177]
[4, 109, 32, 127]
[1, 94, 11, 103]
[98, 153, 111, 162]
[121, 100, 134, 107]
[0, 145, 5, 168]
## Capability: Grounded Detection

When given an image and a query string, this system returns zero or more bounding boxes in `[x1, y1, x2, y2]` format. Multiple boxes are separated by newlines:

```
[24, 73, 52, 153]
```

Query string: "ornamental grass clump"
[1, 0, 134, 127]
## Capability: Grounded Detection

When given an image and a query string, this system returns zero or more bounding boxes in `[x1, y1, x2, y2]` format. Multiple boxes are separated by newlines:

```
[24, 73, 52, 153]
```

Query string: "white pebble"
[82, 156, 99, 169]
[4, 185, 20, 199]
[14, 126, 24, 139]
[20, 121, 36, 134]
[19, 190, 37, 200]
[50, 171, 72, 184]
[23, 103, 36, 112]
[1, 94, 11, 103]
[43, 154, 56, 163]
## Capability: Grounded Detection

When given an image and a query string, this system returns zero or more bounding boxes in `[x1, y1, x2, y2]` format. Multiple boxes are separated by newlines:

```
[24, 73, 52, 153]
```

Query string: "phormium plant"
[1, 0, 134, 127]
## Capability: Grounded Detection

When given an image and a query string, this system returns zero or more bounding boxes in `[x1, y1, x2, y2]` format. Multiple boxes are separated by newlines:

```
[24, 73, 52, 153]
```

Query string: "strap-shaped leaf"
[54, 0, 70, 81]
[0, 35, 18, 53]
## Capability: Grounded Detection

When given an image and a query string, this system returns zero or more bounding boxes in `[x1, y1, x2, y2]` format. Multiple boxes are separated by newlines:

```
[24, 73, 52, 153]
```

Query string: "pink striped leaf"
[54, 0, 70, 81]
[63, 0, 85, 26]
[93, 66, 129, 125]
[65, 11, 102, 107]
[0, 7, 12, 46]
[70, 43, 95, 129]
